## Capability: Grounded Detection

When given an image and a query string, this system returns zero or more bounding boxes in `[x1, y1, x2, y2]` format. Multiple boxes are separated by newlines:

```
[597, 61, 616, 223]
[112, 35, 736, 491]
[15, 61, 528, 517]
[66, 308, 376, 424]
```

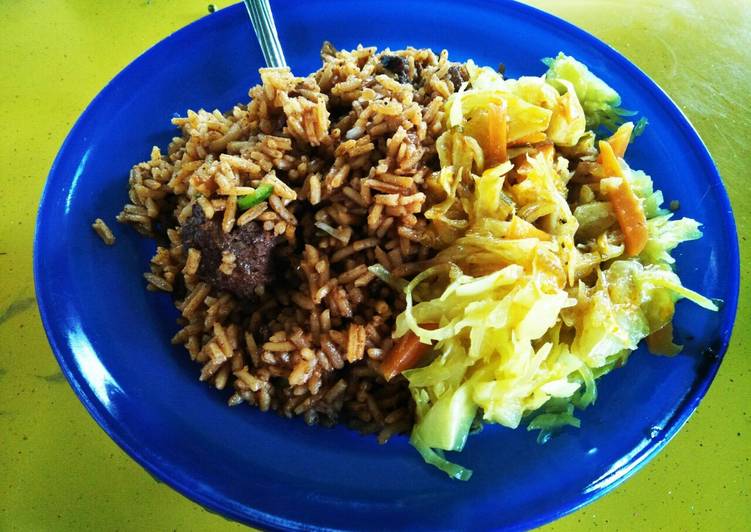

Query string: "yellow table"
[1, 1, 748, 530]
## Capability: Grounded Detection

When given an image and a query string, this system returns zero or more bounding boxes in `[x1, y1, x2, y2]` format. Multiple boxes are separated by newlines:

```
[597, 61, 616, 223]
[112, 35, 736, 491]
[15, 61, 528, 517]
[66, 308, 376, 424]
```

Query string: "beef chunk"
[181, 205, 279, 299]
[447, 64, 469, 91]
[380, 54, 410, 84]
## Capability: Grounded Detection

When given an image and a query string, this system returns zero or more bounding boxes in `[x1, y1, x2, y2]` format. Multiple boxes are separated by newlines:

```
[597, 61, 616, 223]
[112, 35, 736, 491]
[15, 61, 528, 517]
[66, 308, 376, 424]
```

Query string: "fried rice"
[118, 44, 466, 441]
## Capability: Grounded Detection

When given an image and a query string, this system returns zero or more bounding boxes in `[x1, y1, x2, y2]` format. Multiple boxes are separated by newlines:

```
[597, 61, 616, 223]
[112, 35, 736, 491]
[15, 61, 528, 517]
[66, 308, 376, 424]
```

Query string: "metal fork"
[243, 0, 287, 68]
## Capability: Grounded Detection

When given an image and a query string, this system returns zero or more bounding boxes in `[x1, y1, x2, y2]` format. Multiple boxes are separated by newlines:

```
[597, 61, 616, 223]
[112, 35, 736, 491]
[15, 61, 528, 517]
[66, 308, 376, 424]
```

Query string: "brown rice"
[92, 218, 116, 245]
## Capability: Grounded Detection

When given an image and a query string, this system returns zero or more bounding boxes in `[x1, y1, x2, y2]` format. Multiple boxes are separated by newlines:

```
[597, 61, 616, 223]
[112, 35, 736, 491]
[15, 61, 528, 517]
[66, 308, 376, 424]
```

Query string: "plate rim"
[33, 1, 741, 530]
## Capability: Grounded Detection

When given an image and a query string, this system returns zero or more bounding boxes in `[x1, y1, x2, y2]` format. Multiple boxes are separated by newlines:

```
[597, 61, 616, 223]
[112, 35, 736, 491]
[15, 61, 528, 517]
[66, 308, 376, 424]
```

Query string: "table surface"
[1, 1, 748, 530]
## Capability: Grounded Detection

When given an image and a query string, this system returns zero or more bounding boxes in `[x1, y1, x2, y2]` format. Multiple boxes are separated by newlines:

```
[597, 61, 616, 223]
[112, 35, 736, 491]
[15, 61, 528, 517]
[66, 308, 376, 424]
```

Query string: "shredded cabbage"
[543, 52, 647, 135]
[394, 53, 717, 479]
[641, 214, 703, 265]
[400, 257, 714, 477]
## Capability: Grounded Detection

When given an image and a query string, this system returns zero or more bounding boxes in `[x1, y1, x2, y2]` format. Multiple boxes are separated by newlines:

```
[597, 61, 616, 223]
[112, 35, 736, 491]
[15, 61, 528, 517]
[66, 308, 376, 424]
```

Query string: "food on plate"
[92, 217, 116, 245]
[117, 45, 716, 479]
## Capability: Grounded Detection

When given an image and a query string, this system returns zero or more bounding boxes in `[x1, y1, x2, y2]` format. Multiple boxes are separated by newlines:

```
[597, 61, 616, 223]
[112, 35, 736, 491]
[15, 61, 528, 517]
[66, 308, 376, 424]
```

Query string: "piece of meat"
[181, 205, 279, 299]
[447, 64, 469, 91]
[380, 54, 410, 84]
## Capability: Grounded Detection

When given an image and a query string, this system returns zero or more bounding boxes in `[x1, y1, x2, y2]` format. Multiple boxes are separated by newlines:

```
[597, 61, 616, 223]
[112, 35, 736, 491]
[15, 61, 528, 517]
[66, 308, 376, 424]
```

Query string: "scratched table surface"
[1, 1, 748, 530]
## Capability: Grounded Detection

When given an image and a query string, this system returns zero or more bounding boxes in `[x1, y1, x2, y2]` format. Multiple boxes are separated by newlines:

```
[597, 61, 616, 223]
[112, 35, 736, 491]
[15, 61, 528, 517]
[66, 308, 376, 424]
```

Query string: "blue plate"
[34, 1, 739, 530]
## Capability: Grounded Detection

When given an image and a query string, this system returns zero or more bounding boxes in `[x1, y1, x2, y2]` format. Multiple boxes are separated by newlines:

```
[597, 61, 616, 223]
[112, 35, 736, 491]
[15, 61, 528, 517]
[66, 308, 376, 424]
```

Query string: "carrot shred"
[598, 140, 648, 256]
[381, 323, 438, 381]
[607, 121, 634, 158]
[508, 142, 554, 184]
[596, 122, 634, 165]
[598, 139, 623, 178]
[486, 103, 508, 167]
[465, 103, 508, 167]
